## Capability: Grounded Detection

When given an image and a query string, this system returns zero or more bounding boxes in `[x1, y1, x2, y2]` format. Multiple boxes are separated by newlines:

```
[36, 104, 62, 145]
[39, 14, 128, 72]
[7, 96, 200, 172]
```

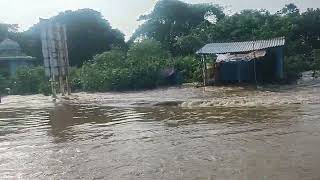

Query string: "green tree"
[130, 0, 224, 54]
[0, 23, 18, 41]
[174, 55, 201, 82]
[173, 35, 203, 56]
[279, 3, 300, 15]
[127, 40, 174, 88]
[80, 49, 128, 91]
[284, 55, 309, 81]
[127, 39, 169, 64]
[80, 40, 174, 91]
[299, 8, 320, 49]
[22, 9, 126, 66]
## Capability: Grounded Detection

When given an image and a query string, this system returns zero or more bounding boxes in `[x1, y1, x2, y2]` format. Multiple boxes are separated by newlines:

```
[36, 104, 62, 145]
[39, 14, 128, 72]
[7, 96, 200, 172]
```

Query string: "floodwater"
[1, 81, 320, 180]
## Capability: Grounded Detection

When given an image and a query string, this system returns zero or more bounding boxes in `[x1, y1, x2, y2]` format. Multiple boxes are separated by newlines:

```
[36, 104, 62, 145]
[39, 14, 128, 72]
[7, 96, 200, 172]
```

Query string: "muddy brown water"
[1, 83, 320, 180]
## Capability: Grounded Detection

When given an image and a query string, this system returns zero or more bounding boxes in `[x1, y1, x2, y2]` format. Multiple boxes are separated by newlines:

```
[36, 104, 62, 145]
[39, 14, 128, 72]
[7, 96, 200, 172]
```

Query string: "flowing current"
[1, 81, 320, 180]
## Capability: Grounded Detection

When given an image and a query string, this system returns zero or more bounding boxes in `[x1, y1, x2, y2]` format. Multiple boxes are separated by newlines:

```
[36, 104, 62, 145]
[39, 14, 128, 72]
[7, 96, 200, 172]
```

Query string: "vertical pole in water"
[251, 29, 258, 88]
[48, 22, 60, 99]
[51, 76, 57, 99]
[65, 75, 71, 95]
[62, 25, 71, 95]
[59, 75, 65, 96]
[253, 41, 258, 88]
[40, 19, 52, 97]
[204, 56, 208, 85]
[202, 55, 207, 87]
[55, 23, 65, 96]
[41, 20, 71, 100]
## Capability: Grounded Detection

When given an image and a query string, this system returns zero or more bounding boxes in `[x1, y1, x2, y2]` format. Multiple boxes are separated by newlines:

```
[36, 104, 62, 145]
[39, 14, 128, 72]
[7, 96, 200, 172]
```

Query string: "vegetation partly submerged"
[1, 0, 320, 95]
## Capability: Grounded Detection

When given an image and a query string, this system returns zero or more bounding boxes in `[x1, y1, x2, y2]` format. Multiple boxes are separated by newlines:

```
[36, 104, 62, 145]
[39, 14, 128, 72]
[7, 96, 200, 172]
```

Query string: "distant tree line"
[0, 0, 320, 94]
[6, 9, 126, 67]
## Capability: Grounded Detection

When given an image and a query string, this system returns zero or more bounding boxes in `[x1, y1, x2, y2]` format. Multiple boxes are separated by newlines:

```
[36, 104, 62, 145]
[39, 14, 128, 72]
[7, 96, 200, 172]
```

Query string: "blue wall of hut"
[218, 47, 284, 83]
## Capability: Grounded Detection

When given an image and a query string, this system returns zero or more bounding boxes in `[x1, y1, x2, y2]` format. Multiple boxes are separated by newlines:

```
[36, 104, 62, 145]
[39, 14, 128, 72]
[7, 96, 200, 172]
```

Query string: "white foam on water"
[1, 81, 320, 109]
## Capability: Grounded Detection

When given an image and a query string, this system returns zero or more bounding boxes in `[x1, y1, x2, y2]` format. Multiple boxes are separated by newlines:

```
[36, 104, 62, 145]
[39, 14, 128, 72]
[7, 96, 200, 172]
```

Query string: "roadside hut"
[196, 37, 285, 85]
[0, 39, 35, 76]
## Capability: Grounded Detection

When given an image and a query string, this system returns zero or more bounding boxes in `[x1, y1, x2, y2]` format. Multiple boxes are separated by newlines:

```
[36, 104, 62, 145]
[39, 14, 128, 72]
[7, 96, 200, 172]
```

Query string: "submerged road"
[0, 83, 320, 179]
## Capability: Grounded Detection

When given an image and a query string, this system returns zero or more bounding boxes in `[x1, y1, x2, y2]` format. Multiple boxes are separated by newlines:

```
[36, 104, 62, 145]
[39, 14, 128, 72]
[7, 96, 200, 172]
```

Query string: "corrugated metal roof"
[197, 37, 285, 54]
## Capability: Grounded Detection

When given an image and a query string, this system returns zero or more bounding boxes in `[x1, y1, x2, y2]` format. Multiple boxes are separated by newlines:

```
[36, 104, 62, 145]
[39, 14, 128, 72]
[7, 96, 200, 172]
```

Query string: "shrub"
[10, 66, 50, 95]
[80, 40, 174, 92]
[69, 67, 83, 91]
[0, 73, 9, 94]
[174, 56, 202, 83]
[312, 49, 320, 71]
[80, 49, 128, 91]
[284, 55, 310, 82]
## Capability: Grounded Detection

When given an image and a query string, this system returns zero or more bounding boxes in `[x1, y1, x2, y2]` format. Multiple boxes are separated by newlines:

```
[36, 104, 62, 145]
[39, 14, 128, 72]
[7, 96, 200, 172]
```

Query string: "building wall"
[275, 47, 284, 79]
[217, 47, 284, 83]
[219, 60, 254, 83]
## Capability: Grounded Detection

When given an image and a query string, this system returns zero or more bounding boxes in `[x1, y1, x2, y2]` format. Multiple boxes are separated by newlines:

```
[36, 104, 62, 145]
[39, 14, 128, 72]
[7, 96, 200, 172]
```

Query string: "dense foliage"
[0, 23, 18, 41]
[174, 56, 202, 83]
[5, 9, 126, 67]
[131, 1, 320, 80]
[1, 1, 320, 95]
[79, 40, 174, 91]
[10, 67, 50, 95]
[130, 0, 224, 55]
[0, 67, 50, 95]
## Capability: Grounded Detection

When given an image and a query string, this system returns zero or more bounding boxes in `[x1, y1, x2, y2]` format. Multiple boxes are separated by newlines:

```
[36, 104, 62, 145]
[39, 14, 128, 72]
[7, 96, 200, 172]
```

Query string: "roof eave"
[196, 37, 285, 55]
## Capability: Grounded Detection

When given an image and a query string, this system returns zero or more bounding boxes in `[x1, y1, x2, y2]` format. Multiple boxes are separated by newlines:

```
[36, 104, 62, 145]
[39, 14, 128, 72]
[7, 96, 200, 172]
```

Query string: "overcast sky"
[0, 0, 319, 39]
